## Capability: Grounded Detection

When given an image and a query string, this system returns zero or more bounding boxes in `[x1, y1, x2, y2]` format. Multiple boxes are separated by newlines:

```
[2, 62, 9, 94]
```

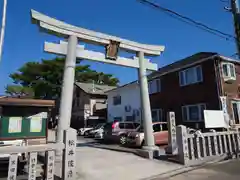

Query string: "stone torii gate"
[31, 10, 165, 154]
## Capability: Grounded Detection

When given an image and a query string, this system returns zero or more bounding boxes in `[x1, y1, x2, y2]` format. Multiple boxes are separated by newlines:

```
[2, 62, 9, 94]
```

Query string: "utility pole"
[231, 0, 240, 58]
[0, 0, 7, 63]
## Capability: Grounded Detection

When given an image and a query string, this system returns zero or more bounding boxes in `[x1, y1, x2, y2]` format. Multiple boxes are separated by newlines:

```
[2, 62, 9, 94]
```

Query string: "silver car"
[103, 122, 140, 145]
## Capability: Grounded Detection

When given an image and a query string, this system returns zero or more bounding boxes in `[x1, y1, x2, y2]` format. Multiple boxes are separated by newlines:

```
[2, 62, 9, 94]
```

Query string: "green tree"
[5, 85, 34, 97]
[6, 57, 119, 99]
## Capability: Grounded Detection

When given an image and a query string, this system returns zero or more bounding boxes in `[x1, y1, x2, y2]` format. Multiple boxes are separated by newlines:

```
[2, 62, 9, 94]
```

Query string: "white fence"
[177, 125, 240, 165]
[166, 111, 240, 165]
[0, 128, 77, 180]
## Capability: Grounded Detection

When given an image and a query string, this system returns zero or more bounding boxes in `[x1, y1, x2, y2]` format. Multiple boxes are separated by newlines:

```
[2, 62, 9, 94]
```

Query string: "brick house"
[148, 52, 240, 130]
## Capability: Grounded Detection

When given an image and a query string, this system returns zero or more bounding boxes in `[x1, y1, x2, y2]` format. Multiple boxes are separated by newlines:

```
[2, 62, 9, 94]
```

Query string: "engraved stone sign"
[63, 128, 77, 180]
[8, 154, 18, 180]
[28, 152, 38, 180]
[166, 112, 178, 155]
[46, 151, 55, 180]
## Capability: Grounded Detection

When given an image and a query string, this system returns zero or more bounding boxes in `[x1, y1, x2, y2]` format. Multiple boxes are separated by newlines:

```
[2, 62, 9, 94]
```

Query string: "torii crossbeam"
[31, 9, 165, 156]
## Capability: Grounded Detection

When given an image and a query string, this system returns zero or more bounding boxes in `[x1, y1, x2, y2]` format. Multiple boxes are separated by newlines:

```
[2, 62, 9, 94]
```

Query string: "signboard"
[166, 112, 177, 155]
[28, 152, 38, 180]
[0, 115, 47, 140]
[8, 117, 22, 133]
[46, 151, 55, 180]
[8, 154, 18, 180]
[204, 110, 228, 128]
[63, 128, 77, 180]
[105, 40, 120, 60]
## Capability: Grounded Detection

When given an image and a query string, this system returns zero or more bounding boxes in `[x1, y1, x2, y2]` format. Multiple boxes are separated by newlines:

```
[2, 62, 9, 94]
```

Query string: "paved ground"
[156, 160, 240, 180]
[77, 136, 166, 155]
[53, 136, 183, 180]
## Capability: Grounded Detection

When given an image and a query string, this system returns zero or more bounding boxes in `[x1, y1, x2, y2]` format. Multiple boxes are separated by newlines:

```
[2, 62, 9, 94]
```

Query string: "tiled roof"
[75, 82, 116, 95]
[106, 80, 139, 93]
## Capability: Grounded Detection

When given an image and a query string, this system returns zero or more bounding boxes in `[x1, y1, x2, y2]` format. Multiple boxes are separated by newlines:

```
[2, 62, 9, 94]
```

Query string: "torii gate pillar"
[138, 51, 156, 148]
[57, 35, 78, 147]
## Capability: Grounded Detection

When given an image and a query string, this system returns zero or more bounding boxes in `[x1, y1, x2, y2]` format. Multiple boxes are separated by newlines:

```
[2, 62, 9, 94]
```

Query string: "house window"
[151, 109, 163, 122]
[179, 65, 203, 86]
[113, 95, 121, 105]
[232, 101, 240, 124]
[114, 117, 122, 122]
[182, 103, 206, 122]
[126, 115, 134, 121]
[148, 79, 161, 94]
[222, 63, 236, 81]
[153, 124, 161, 132]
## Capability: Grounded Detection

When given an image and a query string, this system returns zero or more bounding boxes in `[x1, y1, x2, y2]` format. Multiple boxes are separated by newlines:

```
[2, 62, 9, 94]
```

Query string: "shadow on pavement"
[76, 140, 168, 160]
[77, 141, 139, 154]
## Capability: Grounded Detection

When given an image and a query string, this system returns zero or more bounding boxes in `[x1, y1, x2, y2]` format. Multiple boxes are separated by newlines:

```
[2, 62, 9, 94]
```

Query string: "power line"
[137, 0, 236, 42]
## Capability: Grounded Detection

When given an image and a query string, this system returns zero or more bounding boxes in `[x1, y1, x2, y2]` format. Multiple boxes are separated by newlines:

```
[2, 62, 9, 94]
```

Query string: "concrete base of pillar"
[142, 145, 159, 151]
[136, 146, 160, 159]
[165, 145, 178, 155]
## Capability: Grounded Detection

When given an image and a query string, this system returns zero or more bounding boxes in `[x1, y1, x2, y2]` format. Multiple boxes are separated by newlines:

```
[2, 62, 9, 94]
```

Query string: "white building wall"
[107, 83, 141, 122]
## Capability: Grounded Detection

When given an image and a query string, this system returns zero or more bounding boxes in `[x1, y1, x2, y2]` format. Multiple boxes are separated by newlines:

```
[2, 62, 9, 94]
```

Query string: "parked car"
[126, 122, 168, 147]
[94, 128, 104, 140]
[85, 123, 105, 138]
[103, 121, 140, 145]
[78, 126, 94, 136]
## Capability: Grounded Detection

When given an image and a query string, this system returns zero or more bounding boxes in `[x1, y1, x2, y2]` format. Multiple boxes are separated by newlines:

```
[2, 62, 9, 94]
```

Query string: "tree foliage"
[6, 57, 119, 99]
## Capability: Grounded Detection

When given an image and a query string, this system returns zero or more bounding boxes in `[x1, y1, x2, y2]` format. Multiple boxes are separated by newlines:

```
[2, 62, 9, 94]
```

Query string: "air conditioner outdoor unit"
[224, 76, 236, 83]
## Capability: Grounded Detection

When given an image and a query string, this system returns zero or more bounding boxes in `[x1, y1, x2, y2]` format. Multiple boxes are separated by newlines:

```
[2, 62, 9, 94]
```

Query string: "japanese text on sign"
[28, 152, 37, 180]
[63, 129, 77, 180]
[46, 151, 55, 180]
[8, 154, 18, 180]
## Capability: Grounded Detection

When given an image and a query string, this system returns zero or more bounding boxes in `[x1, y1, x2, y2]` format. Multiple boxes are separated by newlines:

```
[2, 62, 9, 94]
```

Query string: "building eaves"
[75, 82, 116, 95]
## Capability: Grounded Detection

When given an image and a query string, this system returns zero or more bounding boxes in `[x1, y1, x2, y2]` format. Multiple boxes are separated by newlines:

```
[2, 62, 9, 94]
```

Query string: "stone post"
[176, 125, 189, 165]
[166, 112, 178, 155]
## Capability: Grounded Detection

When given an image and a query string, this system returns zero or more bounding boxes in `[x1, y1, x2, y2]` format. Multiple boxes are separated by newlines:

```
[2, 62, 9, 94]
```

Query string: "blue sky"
[0, 0, 237, 94]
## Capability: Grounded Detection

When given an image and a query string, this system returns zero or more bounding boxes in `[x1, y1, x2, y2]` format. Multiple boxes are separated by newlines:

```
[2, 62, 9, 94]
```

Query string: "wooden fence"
[0, 128, 77, 180]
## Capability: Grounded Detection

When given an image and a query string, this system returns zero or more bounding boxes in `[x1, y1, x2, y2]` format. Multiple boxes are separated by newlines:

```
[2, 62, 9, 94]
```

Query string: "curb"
[143, 155, 228, 180]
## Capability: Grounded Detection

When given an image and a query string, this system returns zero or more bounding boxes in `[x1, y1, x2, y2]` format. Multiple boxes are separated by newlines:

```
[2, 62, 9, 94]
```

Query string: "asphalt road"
[160, 160, 240, 180]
